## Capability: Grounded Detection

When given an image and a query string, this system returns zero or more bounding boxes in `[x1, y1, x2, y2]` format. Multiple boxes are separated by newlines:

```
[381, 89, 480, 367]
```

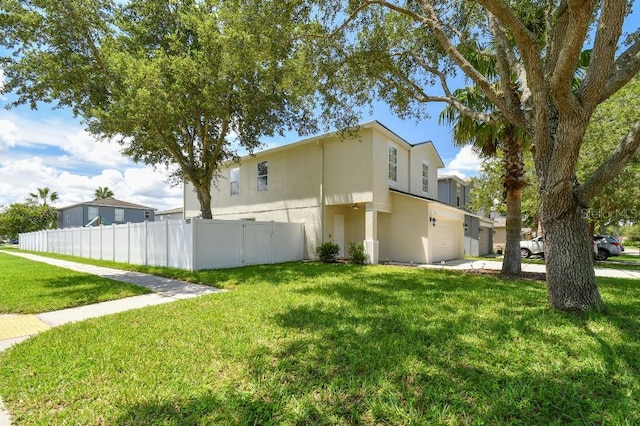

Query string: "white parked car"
[520, 236, 544, 258]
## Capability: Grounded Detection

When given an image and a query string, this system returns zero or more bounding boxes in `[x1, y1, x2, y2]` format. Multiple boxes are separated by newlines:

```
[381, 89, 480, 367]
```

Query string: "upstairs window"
[257, 161, 268, 191]
[456, 183, 462, 207]
[115, 208, 124, 222]
[144, 211, 151, 220]
[230, 167, 240, 195]
[66, 211, 70, 223]
[388, 146, 398, 183]
[422, 163, 429, 193]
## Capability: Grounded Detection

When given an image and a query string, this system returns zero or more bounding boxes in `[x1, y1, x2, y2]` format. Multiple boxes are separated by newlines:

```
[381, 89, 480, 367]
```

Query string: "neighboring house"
[155, 207, 184, 221]
[437, 175, 494, 256]
[184, 120, 466, 264]
[492, 216, 532, 253]
[57, 197, 156, 229]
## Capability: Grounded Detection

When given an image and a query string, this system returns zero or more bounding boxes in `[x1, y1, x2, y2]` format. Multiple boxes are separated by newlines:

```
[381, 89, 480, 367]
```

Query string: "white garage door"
[431, 219, 460, 262]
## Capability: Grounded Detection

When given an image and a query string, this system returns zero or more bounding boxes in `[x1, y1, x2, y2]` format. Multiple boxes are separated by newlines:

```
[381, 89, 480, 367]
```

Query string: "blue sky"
[1, 4, 638, 212]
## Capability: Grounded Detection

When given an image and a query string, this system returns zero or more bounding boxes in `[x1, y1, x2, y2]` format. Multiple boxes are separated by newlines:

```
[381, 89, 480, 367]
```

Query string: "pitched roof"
[156, 207, 183, 215]
[57, 197, 156, 211]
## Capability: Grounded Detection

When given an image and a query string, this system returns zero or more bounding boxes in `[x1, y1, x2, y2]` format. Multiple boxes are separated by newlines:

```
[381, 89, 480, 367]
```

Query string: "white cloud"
[441, 145, 483, 178]
[0, 119, 18, 150]
[0, 157, 182, 212]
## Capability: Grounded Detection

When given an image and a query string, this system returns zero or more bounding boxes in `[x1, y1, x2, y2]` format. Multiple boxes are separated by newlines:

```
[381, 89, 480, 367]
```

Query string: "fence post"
[192, 218, 198, 271]
[112, 224, 116, 262]
[144, 220, 148, 266]
[165, 219, 169, 268]
[271, 221, 275, 264]
[127, 222, 131, 264]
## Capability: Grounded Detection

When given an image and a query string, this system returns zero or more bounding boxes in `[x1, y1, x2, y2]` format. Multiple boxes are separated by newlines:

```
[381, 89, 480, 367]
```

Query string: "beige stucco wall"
[378, 193, 431, 264]
[409, 144, 440, 198]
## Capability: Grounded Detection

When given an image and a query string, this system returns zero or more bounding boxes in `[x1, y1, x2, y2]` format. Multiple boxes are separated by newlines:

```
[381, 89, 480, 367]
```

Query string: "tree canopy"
[318, 0, 640, 311]
[0, 203, 57, 238]
[1, 0, 320, 218]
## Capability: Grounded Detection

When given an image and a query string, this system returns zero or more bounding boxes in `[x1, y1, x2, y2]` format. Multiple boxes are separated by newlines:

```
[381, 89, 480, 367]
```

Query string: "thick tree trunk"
[542, 199, 606, 312]
[194, 184, 213, 219]
[501, 126, 525, 275]
[502, 188, 522, 275]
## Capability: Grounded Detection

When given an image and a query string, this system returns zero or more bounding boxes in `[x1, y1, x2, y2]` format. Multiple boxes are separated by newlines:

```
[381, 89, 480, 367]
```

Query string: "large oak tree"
[320, 0, 640, 312]
[1, 0, 319, 219]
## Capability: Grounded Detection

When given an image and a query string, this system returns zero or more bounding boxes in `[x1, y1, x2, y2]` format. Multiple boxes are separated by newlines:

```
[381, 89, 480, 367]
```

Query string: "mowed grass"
[0, 251, 150, 314]
[1, 263, 639, 425]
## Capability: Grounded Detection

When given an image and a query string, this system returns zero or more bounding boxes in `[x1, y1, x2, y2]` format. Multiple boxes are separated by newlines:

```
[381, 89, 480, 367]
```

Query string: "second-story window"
[456, 183, 461, 207]
[422, 163, 429, 193]
[230, 167, 240, 195]
[144, 211, 151, 220]
[257, 161, 268, 191]
[388, 146, 398, 183]
[66, 211, 70, 223]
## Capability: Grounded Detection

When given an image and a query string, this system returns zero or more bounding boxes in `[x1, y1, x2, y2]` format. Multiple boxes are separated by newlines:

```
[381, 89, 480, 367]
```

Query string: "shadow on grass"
[112, 269, 639, 424]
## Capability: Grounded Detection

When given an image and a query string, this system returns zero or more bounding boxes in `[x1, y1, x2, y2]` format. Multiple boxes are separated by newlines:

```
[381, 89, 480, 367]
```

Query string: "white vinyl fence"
[19, 218, 305, 271]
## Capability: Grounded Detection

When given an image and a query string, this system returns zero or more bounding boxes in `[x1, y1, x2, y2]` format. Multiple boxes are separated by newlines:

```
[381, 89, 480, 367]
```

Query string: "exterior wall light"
[429, 217, 437, 226]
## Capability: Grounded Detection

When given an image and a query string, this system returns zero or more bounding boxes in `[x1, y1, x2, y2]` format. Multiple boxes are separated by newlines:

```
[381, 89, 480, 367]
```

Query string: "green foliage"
[316, 242, 340, 263]
[0, 0, 321, 218]
[348, 241, 368, 265]
[579, 74, 640, 233]
[1, 262, 640, 424]
[0, 203, 57, 239]
[26, 187, 58, 206]
[94, 186, 114, 199]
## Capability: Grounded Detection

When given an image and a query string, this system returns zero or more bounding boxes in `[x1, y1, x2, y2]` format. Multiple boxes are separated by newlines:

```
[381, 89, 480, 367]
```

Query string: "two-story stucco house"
[184, 121, 466, 264]
[57, 197, 156, 229]
[438, 175, 494, 256]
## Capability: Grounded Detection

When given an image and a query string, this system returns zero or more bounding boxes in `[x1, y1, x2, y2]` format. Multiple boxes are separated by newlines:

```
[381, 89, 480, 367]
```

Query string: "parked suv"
[593, 235, 622, 261]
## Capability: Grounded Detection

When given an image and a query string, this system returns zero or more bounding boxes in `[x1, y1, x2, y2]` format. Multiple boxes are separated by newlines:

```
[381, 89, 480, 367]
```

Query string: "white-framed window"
[230, 167, 240, 195]
[88, 206, 99, 221]
[144, 211, 151, 220]
[456, 183, 461, 207]
[66, 211, 70, 223]
[388, 145, 398, 183]
[422, 163, 429, 193]
[257, 161, 268, 191]
[115, 208, 124, 222]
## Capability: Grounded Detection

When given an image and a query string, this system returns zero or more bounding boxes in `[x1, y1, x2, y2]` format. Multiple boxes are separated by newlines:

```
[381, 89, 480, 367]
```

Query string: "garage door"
[431, 219, 460, 262]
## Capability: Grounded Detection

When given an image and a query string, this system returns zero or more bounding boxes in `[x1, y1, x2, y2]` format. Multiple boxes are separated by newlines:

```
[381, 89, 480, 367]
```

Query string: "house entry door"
[333, 215, 345, 257]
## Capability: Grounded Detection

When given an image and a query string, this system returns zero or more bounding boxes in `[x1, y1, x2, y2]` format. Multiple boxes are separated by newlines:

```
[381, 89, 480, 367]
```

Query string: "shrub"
[316, 242, 340, 263]
[348, 241, 368, 265]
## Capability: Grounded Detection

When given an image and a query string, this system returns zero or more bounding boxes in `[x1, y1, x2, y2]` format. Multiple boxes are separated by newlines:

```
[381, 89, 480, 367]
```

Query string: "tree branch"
[578, 0, 626, 109]
[547, 1, 592, 110]
[600, 40, 640, 102]
[576, 119, 640, 204]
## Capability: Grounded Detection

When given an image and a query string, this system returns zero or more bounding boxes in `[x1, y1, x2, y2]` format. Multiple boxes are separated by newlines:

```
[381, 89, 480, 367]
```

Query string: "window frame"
[456, 183, 462, 207]
[88, 206, 99, 221]
[421, 162, 429, 193]
[388, 145, 398, 183]
[230, 167, 240, 195]
[257, 161, 268, 192]
[144, 211, 151, 220]
[115, 208, 124, 222]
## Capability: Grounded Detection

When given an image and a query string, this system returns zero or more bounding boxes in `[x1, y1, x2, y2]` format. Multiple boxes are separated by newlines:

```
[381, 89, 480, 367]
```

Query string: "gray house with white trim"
[56, 197, 156, 229]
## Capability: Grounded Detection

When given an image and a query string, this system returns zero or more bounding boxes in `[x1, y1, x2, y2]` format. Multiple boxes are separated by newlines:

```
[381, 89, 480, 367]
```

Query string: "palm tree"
[27, 187, 59, 206]
[440, 86, 528, 276]
[94, 187, 114, 199]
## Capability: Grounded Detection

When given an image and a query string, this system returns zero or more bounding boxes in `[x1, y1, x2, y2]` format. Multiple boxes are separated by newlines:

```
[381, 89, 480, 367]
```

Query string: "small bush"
[316, 242, 340, 263]
[348, 241, 368, 265]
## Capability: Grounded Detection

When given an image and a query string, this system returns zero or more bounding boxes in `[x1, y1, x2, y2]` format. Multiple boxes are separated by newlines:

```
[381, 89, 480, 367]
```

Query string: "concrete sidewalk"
[1, 251, 225, 425]
[419, 258, 640, 279]
[1, 251, 224, 352]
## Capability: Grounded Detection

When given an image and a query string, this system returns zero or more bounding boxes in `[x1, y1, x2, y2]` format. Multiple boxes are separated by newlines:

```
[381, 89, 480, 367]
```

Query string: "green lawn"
[0, 251, 150, 314]
[1, 263, 639, 424]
